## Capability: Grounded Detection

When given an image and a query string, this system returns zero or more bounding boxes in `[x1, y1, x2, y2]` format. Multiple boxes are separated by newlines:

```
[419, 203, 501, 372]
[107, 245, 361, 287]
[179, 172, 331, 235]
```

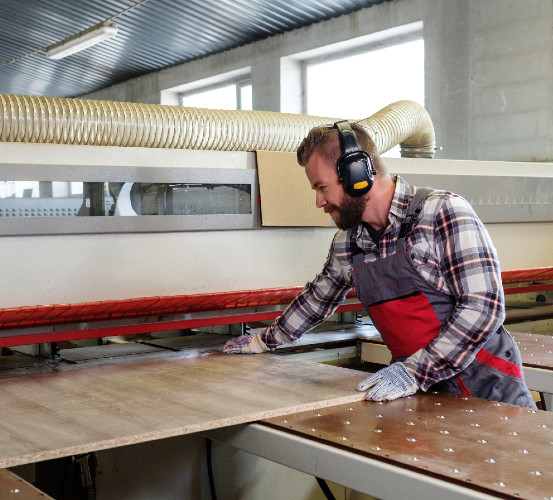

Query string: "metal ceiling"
[0, 0, 389, 99]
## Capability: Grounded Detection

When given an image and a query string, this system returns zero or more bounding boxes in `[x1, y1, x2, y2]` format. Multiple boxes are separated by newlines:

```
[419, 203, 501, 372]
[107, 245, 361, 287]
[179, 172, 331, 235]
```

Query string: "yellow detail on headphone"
[354, 181, 369, 190]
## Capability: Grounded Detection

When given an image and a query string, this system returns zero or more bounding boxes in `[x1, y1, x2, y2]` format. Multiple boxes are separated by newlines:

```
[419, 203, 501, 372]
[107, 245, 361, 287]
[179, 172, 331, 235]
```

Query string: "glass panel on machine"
[0, 181, 252, 217]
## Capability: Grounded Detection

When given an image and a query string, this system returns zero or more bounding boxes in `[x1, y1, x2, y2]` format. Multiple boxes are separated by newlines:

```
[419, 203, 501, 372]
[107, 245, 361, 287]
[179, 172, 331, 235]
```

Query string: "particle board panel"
[0, 353, 366, 468]
[263, 392, 553, 499]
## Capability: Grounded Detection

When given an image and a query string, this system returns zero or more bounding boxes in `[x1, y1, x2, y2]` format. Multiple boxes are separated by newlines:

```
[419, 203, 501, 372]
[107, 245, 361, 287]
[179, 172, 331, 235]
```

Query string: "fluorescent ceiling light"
[46, 21, 118, 60]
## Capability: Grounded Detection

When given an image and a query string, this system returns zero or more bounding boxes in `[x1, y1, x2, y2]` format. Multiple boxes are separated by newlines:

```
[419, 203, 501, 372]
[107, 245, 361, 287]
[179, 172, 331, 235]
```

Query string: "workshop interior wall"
[82, 0, 553, 163]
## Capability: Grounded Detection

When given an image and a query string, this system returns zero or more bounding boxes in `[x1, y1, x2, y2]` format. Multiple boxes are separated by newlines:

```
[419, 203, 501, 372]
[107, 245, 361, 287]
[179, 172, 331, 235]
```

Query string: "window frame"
[179, 77, 252, 110]
[300, 31, 424, 116]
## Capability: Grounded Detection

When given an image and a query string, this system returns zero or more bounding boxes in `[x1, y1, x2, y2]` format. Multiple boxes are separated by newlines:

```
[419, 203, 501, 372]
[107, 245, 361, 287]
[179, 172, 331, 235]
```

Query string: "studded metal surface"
[263, 392, 553, 499]
[514, 331, 553, 368]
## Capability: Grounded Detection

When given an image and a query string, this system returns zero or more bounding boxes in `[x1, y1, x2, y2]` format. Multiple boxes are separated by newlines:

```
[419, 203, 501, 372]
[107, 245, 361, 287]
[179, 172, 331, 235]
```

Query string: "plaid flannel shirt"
[263, 176, 506, 391]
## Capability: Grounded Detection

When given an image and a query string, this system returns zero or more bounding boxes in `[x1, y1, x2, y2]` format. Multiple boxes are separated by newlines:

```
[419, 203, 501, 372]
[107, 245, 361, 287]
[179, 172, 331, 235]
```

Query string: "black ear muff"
[334, 120, 376, 197]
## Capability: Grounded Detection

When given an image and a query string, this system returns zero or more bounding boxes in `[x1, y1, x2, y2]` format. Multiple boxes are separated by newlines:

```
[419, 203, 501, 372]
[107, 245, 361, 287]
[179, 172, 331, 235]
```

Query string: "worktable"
[2, 325, 553, 499]
[208, 392, 553, 500]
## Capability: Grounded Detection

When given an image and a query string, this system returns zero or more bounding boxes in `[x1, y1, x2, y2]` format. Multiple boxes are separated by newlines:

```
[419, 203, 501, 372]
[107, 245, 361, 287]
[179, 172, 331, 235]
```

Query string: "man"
[224, 121, 535, 408]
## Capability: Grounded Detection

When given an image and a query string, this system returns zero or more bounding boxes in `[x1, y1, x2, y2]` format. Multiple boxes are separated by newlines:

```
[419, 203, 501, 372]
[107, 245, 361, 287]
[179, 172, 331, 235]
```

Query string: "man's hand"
[357, 362, 418, 401]
[223, 333, 269, 354]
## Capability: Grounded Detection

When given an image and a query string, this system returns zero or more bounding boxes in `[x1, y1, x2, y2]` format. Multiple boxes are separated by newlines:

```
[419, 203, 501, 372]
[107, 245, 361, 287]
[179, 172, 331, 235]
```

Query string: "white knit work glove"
[223, 333, 269, 354]
[357, 362, 419, 401]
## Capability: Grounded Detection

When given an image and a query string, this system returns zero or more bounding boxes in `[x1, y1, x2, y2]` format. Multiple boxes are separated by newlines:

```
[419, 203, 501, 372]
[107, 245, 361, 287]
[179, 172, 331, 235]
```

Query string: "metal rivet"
[444, 448, 455, 452]
[440, 430, 450, 435]
[531, 471, 542, 476]
[434, 402, 443, 406]
[485, 459, 497, 463]
[376, 414, 383, 418]
[407, 438, 417, 442]
[478, 440, 487, 444]
[450, 468, 460, 474]
[372, 446, 381, 451]
[410, 457, 419, 461]
[316, 413, 322, 417]
[519, 450, 530, 454]
[374, 429, 383, 433]
[492, 403, 502, 407]
[340, 437, 348, 441]
[10, 490, 21, 494]
[528, 410, 537, 414]
[347, 407, 354, 411]
[282, 420, 288, 423]
[437, 415, 445, 419]
[406, 422, 415, 426]
[344, 421, 351, 425]
[461, 397, 469, 400]
[501, 416, 509, 420]
[509, 431, 519, 436]
[539, 424, 549, 429]
[494, 482, 506, 487]
[406, 408, 414, 412]
[465, 409, 475, 413]
[471, 423, 481, 427]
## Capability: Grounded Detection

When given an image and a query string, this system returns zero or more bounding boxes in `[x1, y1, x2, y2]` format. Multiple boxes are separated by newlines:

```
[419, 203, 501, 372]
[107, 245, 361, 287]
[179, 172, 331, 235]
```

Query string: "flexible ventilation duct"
[0, 94, 435, 158]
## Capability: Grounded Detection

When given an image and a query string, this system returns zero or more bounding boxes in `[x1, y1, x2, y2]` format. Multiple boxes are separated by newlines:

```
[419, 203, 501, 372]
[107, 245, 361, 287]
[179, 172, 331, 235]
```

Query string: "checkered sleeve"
[261, 235, 352, 348]
[402, 194, 505, 390]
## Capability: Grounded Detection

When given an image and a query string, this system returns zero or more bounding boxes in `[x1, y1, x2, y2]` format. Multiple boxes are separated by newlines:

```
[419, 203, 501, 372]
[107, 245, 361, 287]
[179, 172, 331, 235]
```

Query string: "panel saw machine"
[1, 94, 553, 499]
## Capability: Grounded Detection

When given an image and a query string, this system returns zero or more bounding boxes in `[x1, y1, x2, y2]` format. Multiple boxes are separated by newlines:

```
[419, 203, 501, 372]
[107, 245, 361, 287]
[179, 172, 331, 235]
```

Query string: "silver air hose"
[0, 94, 435, 158]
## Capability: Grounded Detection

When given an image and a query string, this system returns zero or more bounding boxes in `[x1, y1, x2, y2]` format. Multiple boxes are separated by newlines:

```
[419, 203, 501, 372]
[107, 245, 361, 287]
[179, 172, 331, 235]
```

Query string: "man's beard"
[327, 193, 368, 230]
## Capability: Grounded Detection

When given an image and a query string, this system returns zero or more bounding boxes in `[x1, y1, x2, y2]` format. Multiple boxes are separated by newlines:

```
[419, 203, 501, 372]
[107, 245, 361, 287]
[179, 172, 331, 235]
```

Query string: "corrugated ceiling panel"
[0, 0, 390, 98]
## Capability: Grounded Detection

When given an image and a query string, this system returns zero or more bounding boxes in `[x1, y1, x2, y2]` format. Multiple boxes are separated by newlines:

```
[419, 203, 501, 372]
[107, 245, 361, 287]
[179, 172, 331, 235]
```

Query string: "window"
[304, 37, 424, 156]
[180, 79, 252, 110]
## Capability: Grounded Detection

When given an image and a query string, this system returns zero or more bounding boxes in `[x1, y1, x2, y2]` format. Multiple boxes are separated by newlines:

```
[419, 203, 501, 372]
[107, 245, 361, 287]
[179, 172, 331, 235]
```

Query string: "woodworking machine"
[1, 94, 553, 499]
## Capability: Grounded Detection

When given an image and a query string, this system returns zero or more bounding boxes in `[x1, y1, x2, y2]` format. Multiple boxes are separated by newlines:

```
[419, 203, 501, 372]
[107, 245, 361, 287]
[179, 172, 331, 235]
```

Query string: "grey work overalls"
[351, 188, 536, 408]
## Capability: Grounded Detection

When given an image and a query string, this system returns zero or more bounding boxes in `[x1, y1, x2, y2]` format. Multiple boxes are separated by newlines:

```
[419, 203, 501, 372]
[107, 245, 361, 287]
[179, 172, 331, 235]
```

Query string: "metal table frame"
[205, 423, 499, 500]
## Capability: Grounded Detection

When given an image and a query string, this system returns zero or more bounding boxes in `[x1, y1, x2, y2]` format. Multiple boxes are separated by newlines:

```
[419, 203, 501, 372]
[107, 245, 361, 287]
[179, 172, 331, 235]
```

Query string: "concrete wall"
[81, 0, 553, 162]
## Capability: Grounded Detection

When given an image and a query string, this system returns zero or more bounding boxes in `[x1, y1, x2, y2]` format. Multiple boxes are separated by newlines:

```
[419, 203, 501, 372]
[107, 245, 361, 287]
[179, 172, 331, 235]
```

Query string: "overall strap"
[351, 235, 365, 268]
[397, 187, 433, 252]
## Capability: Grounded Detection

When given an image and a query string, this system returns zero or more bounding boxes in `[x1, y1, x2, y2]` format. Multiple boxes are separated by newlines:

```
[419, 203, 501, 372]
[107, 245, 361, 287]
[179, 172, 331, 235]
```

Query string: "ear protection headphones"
[334, 120, 376, 197]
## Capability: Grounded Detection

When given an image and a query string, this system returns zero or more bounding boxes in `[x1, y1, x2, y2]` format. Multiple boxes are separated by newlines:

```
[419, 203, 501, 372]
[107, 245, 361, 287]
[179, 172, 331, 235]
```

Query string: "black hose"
[316, 477, 337, 500]
[206, 438, 218, 500]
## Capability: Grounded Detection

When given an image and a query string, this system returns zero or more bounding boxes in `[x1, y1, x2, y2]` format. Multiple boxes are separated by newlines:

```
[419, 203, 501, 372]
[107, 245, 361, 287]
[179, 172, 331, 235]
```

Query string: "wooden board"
[0, 353, 366, 468]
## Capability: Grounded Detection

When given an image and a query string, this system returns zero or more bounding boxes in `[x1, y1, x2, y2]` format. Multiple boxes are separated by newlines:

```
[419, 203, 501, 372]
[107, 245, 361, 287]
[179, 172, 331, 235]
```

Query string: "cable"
[0, 48, 44, 68]
[207, 437, 332, 500]
[106, 0, 152, 21]
[206, 438, 218, 500]
[316, 477, 337, 500]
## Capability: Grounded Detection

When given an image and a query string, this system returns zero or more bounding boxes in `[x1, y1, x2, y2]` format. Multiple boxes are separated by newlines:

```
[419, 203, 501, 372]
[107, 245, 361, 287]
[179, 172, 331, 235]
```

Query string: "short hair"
[296, 122, 386, 175]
